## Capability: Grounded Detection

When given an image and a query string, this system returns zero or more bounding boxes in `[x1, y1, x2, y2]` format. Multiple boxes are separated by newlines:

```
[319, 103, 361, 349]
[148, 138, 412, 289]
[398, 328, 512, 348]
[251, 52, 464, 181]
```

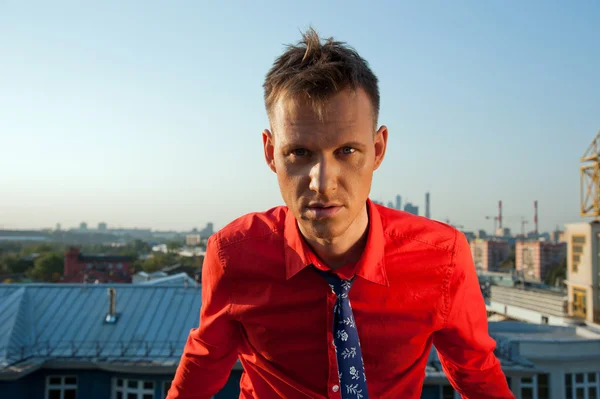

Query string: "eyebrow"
[280, 141, 367, 153]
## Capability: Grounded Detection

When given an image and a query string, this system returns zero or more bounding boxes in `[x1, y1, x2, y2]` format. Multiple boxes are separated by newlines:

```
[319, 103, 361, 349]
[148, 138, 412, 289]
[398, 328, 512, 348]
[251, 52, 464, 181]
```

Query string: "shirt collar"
[283, 199, 389, 286]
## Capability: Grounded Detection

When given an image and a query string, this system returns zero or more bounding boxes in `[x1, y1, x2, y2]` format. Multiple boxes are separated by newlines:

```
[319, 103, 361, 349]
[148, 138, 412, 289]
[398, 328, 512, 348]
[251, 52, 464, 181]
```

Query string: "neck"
[302, 204, 370, 270]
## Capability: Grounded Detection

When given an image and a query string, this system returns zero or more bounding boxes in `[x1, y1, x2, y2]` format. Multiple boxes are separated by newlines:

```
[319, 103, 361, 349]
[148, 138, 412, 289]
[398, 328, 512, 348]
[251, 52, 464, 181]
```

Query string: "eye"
[291, 148, 309, 157]
[340, 147, 356, 155]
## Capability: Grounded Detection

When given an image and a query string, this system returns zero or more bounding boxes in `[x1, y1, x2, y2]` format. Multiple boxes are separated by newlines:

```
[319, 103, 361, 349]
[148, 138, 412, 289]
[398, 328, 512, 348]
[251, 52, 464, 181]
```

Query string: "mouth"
[305, 203, 343, 219]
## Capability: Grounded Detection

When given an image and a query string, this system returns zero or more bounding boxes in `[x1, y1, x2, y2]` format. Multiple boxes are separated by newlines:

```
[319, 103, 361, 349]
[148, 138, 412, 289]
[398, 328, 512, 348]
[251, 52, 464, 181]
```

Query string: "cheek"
[276, 168, 306, 194]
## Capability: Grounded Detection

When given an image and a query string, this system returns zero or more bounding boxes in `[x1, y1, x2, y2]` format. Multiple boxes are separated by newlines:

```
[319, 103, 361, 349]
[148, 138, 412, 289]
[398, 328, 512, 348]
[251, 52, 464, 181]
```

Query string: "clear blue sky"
[1, 1, 598, 234]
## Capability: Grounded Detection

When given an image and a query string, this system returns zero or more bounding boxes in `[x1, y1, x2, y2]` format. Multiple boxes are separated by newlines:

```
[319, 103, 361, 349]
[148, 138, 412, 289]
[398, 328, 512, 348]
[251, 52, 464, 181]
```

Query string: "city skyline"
[1, 2, 598, 234]
[0, 196, 566, 237]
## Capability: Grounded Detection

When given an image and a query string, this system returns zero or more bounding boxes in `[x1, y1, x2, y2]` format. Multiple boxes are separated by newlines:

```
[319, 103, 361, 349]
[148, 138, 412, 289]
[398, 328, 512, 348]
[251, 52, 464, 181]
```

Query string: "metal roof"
[0, 284, 201, 373]
[0, 284, 542, 379]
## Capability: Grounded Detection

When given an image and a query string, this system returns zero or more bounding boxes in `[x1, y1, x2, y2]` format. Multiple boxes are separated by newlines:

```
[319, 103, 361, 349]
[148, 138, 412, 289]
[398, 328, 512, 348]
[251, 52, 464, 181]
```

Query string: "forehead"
[271, 89, 374, 145]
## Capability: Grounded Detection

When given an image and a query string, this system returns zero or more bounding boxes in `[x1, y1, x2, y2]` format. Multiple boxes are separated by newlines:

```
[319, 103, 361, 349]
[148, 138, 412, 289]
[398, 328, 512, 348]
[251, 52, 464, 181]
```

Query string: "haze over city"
[1, 1, 599, 233]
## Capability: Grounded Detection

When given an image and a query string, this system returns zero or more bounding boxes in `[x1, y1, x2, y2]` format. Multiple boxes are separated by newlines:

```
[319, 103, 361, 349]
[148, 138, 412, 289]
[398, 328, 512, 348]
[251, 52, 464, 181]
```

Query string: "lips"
[306, 204, 343, 219]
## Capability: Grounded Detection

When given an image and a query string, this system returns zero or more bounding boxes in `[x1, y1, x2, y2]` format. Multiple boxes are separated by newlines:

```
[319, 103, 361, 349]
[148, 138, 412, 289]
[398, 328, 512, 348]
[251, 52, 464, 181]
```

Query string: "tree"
[133, 239, 151, 254]
[544, 257, 567, 286]
[1, 255, 33, 274]
[167, 241, 183, 251]
[139, 253, 176, 273]
[29, 253, 64, 282]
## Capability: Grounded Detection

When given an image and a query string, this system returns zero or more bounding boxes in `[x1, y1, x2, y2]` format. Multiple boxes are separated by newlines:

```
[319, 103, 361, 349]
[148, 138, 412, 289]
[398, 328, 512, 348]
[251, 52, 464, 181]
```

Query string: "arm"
[167, 234, 240, 399]
[433, 231, 514, 399]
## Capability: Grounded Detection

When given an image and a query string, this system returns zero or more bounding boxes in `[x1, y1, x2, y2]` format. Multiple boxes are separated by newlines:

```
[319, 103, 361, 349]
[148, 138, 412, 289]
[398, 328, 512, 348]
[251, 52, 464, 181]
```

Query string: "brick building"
[63, 248, 135, 283]
[470, 239, 511, 272]
[516, 241, 566, 282]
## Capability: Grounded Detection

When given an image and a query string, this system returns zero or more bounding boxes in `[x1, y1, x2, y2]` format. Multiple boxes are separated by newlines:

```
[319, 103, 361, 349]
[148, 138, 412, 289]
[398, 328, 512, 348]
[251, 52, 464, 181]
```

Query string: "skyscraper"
[425, 192, 431, 219]
[404, 202, 419, 216]
[395, 195, 402, 211]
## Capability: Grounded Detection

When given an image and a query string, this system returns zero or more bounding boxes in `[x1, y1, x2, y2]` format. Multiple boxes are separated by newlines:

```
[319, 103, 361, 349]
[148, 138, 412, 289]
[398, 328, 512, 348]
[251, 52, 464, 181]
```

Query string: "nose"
[308, 157, 337, 194]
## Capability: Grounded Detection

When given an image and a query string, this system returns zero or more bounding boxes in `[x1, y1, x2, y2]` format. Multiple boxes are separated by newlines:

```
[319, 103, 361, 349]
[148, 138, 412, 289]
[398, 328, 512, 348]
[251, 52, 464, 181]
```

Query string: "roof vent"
[105, 288, 118, 323]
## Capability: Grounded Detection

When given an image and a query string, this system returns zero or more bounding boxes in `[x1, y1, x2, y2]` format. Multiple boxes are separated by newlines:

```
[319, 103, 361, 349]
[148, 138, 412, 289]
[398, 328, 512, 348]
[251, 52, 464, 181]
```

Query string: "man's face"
[263, 88, 388, 242]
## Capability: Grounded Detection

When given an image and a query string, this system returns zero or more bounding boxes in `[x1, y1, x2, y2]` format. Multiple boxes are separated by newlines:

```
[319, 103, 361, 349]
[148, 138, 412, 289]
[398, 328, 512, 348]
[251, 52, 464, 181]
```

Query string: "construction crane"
[443, 218, 464, 230]
[580, 130, 600, 219]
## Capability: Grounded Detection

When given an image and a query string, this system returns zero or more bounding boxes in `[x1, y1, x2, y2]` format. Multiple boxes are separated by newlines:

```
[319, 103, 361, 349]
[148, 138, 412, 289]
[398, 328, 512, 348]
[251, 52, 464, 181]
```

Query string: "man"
[167, 28, 514, 399]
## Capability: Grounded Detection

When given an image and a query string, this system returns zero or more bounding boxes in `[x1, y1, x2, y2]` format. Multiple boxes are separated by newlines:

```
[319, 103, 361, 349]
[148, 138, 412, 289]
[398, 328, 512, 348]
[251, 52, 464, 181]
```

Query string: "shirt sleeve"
[166, 234, 240, 399]
[432, 231, 515, 399]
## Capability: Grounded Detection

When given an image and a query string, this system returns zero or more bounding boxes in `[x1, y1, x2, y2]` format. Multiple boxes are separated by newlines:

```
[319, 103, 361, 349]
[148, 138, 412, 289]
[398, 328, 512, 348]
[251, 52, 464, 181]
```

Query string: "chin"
[301, 220, 345, 241]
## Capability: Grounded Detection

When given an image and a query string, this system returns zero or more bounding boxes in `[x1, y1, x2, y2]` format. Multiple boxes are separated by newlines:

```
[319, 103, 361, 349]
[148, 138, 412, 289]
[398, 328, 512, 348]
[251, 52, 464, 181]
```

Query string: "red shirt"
[167, 200, 514, 398]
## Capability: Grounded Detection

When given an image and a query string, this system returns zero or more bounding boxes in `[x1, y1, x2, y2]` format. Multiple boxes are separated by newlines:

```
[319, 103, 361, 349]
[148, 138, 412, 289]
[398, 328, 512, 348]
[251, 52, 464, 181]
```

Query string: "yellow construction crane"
[580, 130, 600, 218]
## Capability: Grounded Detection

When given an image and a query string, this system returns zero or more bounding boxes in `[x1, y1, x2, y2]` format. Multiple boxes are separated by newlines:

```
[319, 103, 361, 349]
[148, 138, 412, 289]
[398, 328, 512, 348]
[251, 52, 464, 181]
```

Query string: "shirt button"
[332, 385, 340, 392]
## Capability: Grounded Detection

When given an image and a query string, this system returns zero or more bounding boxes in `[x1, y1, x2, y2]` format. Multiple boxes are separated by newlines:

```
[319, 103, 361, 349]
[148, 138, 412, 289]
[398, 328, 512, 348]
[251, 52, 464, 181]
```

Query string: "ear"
[373, 125, 388, 171]
[262, 129, 277, 173]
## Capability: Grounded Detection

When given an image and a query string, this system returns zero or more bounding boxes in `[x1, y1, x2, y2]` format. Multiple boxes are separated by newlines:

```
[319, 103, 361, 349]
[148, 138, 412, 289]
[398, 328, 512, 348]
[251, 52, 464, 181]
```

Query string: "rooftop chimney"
[105, 288, 117, 324]
[498, 201, 503, 229]
[534, 200, 539, 235]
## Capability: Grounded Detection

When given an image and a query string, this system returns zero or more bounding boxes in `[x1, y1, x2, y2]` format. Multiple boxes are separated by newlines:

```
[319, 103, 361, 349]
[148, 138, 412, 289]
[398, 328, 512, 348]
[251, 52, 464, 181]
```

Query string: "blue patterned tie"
[314, 268, 369, 399]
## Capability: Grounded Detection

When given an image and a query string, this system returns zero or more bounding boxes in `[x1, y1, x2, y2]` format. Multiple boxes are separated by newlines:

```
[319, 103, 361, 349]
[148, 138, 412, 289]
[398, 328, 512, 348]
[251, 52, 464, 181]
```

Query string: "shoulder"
[208, 206, 287, 251]
[375, 204, 459, 254]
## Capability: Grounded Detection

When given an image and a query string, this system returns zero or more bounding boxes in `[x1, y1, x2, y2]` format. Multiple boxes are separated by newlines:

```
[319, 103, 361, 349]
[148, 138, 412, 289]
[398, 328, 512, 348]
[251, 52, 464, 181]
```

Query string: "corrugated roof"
[0, 287, 35, 366]
[0, 284, 539, 378]
[0, 284, 201, 370]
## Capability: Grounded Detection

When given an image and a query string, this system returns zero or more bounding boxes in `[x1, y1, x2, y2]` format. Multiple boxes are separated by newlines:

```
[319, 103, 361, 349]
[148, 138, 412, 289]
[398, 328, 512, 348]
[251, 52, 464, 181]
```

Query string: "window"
[441, 385, 455, 399]
[565, 372, 600, 399]
[46, 375, 77, 399]
[538, 374, 549, 399]
[572, 235, 586, 273]
[117, 263, 123, 269]
[573, 287, 588, 318]
[113, 378, 154, 399]
[541, 316, 549, 324]
[520, 374, 549, 399]
[521, 376, 534, 399]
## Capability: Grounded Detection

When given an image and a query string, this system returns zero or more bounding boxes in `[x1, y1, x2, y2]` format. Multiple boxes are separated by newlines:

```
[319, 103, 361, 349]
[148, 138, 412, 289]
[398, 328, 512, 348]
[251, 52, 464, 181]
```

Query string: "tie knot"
[313, 267, 354, 296]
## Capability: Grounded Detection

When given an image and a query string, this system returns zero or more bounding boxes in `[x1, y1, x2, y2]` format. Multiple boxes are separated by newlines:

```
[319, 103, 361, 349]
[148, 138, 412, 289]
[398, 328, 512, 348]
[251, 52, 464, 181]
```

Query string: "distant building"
[152, 243, 168, 253]
[425, 192, 431, 219]
[132, 270, 168, 283]
[110, 228, 153, 239]
[488, 283, 568, 325]
[186, 234, 202, 247]
[403, 202, 419, 216]
[63, 247, 134, 283]
[387, 201, 394, 209]
[470, 239, 511, 272]
[139, 272, 197, 287]
[395, 195, 401, 211]
[478, 230, 488, 239]
[495, 227, 511, 237]
[79, 222, 87, 231]
[462, 231, 476, 242]
[564, 222, 600, 324]
[515, 241, 566, 282]
[98, 222, 107, 232]
[198, 223, 214, 238]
